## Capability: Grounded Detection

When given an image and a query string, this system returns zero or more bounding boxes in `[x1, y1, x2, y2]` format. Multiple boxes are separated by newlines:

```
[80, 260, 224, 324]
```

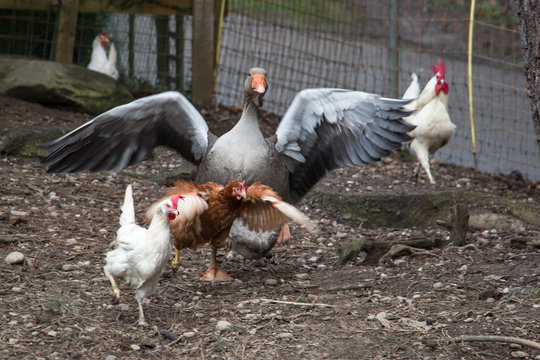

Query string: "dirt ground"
[1, 95, 539, 359]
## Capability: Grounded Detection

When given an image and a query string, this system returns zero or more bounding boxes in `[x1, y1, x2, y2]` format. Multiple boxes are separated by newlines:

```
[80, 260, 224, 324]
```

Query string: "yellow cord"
[468, 0, 477, 156]
[214, 0, 227, 93]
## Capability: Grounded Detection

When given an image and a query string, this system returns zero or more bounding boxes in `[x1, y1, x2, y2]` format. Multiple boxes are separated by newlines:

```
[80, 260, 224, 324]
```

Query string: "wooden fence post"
[192, 0, 215, 106]
[54, 0, 79, 64]
[387, 0, 399, 98]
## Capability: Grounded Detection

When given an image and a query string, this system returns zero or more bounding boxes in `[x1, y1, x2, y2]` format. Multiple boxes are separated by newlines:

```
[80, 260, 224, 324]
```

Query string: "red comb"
[432, 59, 446, 79]
[170, 193, 184, 209]
[240, 181, 246, 193]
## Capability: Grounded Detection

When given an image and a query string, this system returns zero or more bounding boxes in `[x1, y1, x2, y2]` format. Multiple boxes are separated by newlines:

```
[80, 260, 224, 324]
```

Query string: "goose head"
[244, 67, 268, 108]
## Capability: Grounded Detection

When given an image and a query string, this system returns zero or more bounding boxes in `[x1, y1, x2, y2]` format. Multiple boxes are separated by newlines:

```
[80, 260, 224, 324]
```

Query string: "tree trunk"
[513, 0, 540, 147]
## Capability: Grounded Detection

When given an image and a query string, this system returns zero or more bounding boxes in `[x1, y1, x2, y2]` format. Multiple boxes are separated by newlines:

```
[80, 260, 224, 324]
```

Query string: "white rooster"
[87, 33, 119, 80]
[403, 59, 455, 184]
[103, 184, 183, 326]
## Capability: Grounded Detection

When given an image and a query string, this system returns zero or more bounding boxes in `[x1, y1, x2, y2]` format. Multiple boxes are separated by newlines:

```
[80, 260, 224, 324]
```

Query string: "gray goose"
[41, 67, 414, 262]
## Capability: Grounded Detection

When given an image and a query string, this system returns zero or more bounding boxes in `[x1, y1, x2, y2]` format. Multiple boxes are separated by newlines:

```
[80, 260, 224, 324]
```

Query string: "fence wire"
[0, 0, 538, 182]
[216, 0, 539, 182]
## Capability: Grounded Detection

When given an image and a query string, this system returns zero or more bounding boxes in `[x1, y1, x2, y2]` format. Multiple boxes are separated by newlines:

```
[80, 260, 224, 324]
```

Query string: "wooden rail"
[0, 0, 220, 105]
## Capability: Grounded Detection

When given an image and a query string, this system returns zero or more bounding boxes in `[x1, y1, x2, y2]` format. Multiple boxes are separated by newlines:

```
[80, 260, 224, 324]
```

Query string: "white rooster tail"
[108, 42, 117, 67]
[402, 73, 420, 100]
[119, 184, 136, 226]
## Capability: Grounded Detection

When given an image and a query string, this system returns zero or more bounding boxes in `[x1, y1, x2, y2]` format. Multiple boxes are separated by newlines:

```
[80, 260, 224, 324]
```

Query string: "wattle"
[435, 81, 449, 95]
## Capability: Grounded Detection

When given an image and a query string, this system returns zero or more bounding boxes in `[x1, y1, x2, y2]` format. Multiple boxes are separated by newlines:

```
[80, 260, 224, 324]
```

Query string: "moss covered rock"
[0, 56, 133, 115]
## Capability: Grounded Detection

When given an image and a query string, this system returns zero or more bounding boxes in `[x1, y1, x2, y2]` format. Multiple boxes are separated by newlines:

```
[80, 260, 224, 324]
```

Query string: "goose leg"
[276, 223, 291, 245]
[199, 246, 233, 281]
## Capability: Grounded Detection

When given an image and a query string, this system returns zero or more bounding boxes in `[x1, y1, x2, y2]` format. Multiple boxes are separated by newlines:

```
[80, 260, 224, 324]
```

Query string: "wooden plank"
[0, 0, 192, 15]
[54, 0, 79, 64]
[0, 0, 59, 11]
[78, 0, 192, 15]
[192, 0, 215, 106]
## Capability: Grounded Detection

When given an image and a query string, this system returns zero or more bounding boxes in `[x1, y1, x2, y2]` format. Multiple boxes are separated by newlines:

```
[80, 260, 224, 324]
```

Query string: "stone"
[277, 332, 293, 339]
[10, 210, 28, 217]
[183, 332, 196, 338]
[61, 264, 79, 271]
[5, 252, 25, 265]
[130, 344, 140, 351]
[295, 273, 309, 280]
[265, 279, 278, 286]
[0, 56, 134, 115]
[469, 212, 524, 231]
[216, 320, 232, 331]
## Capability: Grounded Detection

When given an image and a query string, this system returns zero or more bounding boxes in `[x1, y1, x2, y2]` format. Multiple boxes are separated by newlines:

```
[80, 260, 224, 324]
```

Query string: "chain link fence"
[0, 0, 538, 181]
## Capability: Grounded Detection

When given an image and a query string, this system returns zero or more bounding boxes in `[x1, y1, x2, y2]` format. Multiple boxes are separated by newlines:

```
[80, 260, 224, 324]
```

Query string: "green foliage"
[40, 293, 74, 316]
[479, 0, 517, 29]
[0, 9, 57, 59]
[213, 337, 227, 350]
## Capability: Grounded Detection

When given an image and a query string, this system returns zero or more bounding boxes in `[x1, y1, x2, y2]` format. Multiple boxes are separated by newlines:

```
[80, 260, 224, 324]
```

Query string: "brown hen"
[147, 179, 316, 280]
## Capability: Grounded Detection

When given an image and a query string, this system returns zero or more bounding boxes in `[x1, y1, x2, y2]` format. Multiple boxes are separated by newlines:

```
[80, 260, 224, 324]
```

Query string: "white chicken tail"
[108, 42, 117, 67]
[119, 184, 136, 226]
[402, 73, 420, 100]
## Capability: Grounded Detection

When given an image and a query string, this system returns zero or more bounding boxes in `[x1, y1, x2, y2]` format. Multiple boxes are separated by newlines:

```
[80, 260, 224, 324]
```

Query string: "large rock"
[0, 56, 133, 115]
[304, 189, 540, 228]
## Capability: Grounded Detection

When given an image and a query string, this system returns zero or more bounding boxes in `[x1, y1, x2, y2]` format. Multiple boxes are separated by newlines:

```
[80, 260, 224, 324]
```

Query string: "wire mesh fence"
[216, 0, 539, 182]
[0, 0, 538, 182]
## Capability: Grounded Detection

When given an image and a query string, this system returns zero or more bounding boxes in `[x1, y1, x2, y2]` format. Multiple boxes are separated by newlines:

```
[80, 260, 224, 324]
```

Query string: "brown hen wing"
[240, 182, 317, 233]
[147, 180, 210, 250]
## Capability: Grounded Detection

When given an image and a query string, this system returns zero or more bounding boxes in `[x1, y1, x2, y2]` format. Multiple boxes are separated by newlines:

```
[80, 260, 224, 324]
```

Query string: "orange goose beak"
[251, 74, 266, 94]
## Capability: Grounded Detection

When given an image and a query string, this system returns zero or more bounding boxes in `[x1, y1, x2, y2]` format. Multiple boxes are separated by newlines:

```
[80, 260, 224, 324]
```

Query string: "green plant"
[41, 293, 74, 316]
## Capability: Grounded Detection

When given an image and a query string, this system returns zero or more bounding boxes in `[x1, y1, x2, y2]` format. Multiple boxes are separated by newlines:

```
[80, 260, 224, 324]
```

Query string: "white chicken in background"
[103, 184, 183, 326]
[403, 59, 455, 184]
[87, 33, 119, 80]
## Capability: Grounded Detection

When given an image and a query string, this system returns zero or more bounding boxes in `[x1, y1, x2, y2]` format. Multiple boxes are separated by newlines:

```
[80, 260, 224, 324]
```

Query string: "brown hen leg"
[276, 223, 291, 245]
[199, 246, 233, 281]
[171, 248, 181, 273]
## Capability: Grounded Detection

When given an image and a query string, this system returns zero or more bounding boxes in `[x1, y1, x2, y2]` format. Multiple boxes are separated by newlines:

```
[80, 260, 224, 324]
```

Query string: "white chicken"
[87, 33, 119, 80]
[403, 59, 455, 184]
[103, 184, 183, 326]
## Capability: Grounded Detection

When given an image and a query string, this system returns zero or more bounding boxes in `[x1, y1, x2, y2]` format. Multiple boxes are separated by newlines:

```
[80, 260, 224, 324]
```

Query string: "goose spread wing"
[275, 88, 414, 201]
[41, 91, 210, 173]
[240, 183, 316, 233]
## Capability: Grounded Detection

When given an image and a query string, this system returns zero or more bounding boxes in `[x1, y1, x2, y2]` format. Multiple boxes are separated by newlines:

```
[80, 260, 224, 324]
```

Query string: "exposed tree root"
[449, 335, 540, 350]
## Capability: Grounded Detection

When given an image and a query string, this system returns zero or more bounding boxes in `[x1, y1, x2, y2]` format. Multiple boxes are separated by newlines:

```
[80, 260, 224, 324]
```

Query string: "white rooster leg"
[136, 297, 147, 326]
[414, 162, 421, 181]
[103, 266, 120, 299]
[276, 223, 291, 245]
[410, 141, 435, 184]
